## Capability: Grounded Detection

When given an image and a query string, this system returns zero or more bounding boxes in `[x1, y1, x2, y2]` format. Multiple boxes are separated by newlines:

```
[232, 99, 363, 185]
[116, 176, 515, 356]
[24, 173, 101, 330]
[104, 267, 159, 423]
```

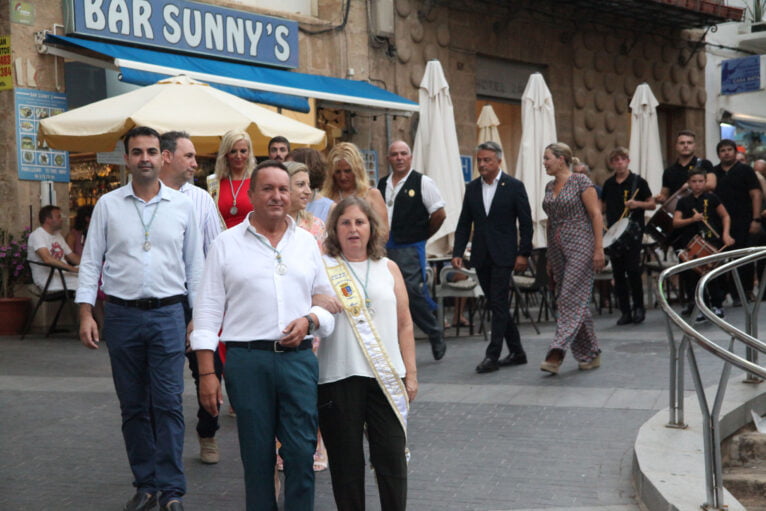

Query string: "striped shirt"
[180, 181, 224, 257]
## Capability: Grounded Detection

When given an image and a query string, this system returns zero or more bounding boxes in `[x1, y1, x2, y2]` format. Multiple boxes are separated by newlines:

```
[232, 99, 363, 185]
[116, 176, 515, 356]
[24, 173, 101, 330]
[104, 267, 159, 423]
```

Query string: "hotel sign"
[62, 0, 299, 69]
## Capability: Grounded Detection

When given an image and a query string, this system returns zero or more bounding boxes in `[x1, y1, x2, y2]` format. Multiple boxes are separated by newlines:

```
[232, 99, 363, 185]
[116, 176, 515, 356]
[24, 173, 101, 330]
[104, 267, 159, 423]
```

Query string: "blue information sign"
[460, 155, 473, 182]
[15, 88, 70, 182]
[721, 55, 761, 95]
[63, 0, 299, 69]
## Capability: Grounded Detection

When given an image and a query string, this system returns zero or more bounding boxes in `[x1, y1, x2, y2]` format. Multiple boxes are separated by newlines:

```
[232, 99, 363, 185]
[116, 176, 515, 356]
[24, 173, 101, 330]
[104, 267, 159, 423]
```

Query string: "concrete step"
[722, 425, 766, 508]
[724, 429, 766, 467]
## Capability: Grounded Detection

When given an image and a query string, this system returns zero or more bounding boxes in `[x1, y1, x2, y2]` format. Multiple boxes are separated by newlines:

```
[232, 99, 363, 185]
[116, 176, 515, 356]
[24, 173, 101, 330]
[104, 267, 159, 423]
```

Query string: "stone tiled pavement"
[0, 305, 742, 510]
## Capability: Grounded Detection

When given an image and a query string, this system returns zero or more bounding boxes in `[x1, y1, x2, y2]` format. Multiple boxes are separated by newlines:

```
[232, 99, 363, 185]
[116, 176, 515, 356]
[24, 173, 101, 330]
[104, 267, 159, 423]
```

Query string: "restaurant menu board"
[15, 88, 69, 182]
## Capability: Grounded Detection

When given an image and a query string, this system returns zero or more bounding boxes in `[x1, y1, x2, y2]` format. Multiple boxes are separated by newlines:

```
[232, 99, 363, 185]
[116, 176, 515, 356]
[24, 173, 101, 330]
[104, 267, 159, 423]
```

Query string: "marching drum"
[646, 187, 691, 249]
[678, 235, 720, 275]
[603, 218, 643, 256]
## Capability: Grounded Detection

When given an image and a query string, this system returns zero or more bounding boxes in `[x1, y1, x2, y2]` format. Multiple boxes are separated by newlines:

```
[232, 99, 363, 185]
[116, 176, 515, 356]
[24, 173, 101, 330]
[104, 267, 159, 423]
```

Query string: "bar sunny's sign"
[63, 0, 298, 69]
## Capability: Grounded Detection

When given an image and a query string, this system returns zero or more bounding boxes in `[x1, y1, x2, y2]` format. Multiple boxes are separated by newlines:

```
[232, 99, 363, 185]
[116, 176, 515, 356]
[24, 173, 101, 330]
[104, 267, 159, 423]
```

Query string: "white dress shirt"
[190, 214, 335, 352]
[179, 181, 224, 257]
[481, 172, 502, 216]
[383, 169, 446, 226]
[75, 181, 203, 307]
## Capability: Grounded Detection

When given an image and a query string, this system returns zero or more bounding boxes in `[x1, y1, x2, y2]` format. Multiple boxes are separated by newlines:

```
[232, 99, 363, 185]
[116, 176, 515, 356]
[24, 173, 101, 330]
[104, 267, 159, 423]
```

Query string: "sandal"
[313, 450, 328, 472]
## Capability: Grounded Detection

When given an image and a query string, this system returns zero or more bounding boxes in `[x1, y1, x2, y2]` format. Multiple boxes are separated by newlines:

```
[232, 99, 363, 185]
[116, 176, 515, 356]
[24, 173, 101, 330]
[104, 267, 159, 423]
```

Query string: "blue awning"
[42, 34, 419, 115]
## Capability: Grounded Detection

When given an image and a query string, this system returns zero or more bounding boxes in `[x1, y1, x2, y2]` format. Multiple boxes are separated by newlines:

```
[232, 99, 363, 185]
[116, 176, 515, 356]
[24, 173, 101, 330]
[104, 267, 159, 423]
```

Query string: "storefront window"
[720, 122, 766, 162]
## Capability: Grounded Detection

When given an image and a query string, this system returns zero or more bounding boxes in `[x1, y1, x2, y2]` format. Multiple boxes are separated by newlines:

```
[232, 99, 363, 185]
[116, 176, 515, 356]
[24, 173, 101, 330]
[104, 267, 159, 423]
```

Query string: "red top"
[218, 178, 253, 229]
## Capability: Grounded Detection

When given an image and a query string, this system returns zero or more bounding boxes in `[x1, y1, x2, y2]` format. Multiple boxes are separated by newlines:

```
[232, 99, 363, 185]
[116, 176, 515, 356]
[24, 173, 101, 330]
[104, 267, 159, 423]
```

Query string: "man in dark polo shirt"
[601, 147, 656, 325]
[379, 140, 447, 360]
[713, 139, 763, 302]
[655, 130, 714, 204]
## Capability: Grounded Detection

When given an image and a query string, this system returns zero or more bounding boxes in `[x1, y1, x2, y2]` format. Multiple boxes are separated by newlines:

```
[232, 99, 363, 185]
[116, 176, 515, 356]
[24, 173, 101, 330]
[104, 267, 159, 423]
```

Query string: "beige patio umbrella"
[39, 75, 326, 154]
[412, 60, 464, 257]
[475, 104, 504, 179]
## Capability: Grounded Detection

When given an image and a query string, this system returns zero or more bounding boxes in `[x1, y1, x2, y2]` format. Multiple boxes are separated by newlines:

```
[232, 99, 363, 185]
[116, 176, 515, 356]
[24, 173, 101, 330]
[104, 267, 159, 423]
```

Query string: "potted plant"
[0, 227, 32, 335]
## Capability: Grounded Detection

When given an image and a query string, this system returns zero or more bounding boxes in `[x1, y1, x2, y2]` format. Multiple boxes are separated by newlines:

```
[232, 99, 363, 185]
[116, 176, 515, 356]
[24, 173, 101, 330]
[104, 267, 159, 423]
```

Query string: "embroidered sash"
[206, 174, 227, 227]
[324, 257, 409, 439]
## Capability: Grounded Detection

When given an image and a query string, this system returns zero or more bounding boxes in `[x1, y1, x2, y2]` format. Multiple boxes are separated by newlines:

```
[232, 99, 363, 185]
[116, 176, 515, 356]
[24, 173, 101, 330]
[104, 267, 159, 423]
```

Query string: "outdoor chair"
[434, 265, 487, 340]
[22, 261, 77, 339]
[510, 248, 552, 334]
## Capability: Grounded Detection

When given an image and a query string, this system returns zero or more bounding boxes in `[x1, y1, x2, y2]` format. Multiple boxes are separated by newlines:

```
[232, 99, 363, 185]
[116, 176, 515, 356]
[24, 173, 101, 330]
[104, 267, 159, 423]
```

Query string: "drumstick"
[692, 208, 721, 239]
[619, 189, 640, 220]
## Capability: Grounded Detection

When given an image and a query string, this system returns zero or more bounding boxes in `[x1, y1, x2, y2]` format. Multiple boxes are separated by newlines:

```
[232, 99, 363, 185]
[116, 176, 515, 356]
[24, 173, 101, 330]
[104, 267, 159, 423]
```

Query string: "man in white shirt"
[378, 140, 447, 360]
[77, 126, 203, 511]
[191, 160, 336, 511]
[27, 205, 80, 292]
[159, 130, 225, 465]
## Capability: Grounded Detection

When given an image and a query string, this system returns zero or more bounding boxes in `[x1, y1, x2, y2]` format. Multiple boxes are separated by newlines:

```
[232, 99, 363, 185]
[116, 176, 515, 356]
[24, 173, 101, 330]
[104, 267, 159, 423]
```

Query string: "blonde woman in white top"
[318, 196, 416, 511]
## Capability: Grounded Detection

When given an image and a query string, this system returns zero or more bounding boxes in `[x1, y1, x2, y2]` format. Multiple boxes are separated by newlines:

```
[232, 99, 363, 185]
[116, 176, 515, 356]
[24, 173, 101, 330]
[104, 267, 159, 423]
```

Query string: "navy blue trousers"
[103, 301, 186, 506]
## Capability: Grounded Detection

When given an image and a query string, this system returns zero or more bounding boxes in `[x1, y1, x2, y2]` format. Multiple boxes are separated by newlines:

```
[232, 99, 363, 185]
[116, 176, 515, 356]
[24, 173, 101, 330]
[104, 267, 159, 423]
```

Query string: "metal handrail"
[656, 246, 766, 510]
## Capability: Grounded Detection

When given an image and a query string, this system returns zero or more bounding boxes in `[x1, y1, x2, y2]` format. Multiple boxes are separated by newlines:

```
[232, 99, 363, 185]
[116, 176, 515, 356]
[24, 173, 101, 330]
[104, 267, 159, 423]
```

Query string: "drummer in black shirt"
[712, 139, 762, 302]
[655, 130, 715, 204]
[601, 147, 656, 325]
[672, 167, 734, 322]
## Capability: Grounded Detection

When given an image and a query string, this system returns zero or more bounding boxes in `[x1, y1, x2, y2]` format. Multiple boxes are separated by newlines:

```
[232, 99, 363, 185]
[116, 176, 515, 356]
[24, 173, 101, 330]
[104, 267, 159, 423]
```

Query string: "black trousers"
[475, 261, 524, 360]
[318, 376, 407, 511]
[186, 349, 223, 437]
[183, 300, 222, 438]
[609, 242, 644, 314]
[727, 229, 759, 300]
[682, 270, 724, 309]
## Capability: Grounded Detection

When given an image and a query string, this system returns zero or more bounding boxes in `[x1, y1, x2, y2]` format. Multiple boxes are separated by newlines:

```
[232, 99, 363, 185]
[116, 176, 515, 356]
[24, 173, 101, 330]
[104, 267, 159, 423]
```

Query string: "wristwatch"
[304, 314, 316, 335]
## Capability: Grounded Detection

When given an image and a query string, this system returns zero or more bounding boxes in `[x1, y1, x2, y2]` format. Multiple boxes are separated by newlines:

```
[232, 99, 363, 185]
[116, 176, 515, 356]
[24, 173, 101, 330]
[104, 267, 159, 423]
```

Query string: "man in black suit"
[452, 141, 533, 374]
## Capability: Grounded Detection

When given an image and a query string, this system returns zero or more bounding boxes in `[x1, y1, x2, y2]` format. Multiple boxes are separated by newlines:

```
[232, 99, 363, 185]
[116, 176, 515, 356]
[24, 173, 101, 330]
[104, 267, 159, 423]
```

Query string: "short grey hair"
[476, 141, 503, 160]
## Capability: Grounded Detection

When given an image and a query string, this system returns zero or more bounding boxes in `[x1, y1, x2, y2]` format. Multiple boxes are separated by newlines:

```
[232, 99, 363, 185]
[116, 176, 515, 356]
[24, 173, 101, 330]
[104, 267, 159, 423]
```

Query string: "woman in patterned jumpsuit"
[540, 143, 605, 374]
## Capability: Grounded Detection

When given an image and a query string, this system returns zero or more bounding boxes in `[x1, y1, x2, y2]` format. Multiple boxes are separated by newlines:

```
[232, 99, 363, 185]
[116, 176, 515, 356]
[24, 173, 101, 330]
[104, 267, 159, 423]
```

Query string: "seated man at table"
[28, 205, 80, 292]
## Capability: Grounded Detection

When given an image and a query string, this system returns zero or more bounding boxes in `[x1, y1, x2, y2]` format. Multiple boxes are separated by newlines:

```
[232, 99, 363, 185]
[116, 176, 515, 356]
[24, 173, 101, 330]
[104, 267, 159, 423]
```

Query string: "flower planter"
[0, 297, 31, 335]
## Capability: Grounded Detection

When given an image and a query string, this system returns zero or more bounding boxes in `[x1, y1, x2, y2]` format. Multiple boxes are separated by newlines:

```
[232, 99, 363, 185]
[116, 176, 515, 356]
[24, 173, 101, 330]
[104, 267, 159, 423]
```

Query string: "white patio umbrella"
[629, 83, 663, 205]
[515, 73, 557, 248]
[39, 75, 326, 154]
[476, 104, 504, 179]
[412, 60, 465, 257]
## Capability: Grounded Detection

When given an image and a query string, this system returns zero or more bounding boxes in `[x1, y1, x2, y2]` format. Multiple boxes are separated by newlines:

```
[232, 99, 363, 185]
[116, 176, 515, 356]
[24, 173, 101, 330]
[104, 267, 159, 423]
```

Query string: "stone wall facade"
[0, 0, 710, 234]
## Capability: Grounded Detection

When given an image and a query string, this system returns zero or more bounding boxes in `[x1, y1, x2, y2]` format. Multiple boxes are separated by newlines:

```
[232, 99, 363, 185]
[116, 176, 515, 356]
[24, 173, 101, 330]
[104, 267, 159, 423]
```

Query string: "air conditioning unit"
[370, 0, 394, 39]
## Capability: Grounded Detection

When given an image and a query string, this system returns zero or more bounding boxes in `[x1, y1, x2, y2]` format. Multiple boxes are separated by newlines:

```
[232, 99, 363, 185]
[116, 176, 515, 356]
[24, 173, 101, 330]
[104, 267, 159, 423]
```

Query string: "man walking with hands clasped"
[452, 141, 533, 374]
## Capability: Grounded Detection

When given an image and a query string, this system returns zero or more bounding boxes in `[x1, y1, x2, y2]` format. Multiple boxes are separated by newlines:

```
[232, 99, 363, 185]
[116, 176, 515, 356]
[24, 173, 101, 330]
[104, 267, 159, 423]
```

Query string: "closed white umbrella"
[629, 83, 663, 206]
[515, 73, 557, 249]
[476, 104, 504, 180]
[39, 75, 326, 154]
[412, 60, 465, 257]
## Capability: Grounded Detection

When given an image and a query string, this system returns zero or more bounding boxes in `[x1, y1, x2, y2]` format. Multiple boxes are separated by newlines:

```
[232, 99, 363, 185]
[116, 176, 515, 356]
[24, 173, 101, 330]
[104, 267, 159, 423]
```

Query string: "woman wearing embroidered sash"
[207, 130, 256, 229]
[318, 196, 417, 511]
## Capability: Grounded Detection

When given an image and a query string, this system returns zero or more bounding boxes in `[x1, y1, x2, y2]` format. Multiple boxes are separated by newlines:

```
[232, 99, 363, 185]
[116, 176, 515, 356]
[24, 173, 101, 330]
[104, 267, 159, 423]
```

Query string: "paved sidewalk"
[0, 306, 740, 510]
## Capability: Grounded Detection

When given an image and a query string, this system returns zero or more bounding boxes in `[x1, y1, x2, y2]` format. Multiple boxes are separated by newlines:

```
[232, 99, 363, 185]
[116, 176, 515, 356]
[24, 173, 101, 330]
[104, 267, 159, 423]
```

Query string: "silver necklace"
[132, 198, 161, 251]
[255, 234, 288, 275]
[342, 255, 374, 316]
[227, 176, 247, 216]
